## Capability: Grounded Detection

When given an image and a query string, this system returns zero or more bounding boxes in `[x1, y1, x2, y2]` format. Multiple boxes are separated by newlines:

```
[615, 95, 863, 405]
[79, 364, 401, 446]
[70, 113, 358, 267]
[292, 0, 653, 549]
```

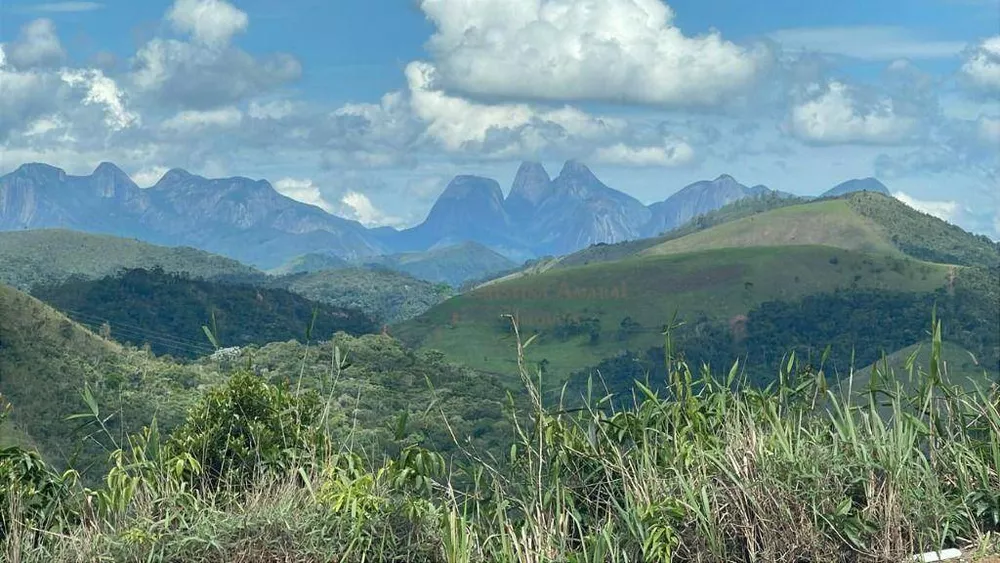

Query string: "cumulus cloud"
[961, 36, 1000, 92]
[272, 177, 403, 227]
[167, 0, 248, 46]
[338, 191, 403, 227]
[788, 81, 917, 145]
[593, 140, 695, 167]
[161, 107, 242, 132]
[132, 166, 169, 186]
[405, 61, 627, 156]
[5, 19, 65, 69]
[418, 0, 768, 106]
[60, 69, 139, 131]
[274, 178, 334, 212]
[129, 0, 299, 109]
[248, 100, 296, 120]
[893, 191, 960, 222]
[131, 38, 300, 109]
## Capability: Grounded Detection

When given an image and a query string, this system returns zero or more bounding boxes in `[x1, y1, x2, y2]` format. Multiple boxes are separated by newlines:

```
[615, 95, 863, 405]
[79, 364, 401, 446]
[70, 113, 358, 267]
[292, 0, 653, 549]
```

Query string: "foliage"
[569, 281, 999, 397]
[399, 245, 951, 380]
[234, 333, 513, 456]
[846, 192, 1000, 268]
[166, 371, 324, 489]
[358, 242, 516, 287]
[33, 267, 378, 358]
[4, 319, 999, 562]
[0, 283, 217, 484]
[0, 229, 263, 292]
[276, 267, 453, 324]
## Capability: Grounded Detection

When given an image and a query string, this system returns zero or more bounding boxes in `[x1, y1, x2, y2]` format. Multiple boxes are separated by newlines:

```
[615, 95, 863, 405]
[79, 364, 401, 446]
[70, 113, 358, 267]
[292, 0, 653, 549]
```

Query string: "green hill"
[359, 241, 517, 287]
[32, 268, 378, 359]
[398, 193, 999, 386]
[643, 193, 1000, 269]
[0, 283, 213, 476]
[268, 252, 349, 276]
[0, 229, 264, 291]
[274, 267, 454, 324]
[396, 245, 952, 380]
[642, 199, 899, 258]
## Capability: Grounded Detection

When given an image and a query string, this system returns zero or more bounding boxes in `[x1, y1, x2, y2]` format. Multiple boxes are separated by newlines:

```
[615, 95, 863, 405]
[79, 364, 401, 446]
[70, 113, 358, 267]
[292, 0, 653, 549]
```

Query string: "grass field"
[641, 199, 900, 258]
[396, 245, 951, 381]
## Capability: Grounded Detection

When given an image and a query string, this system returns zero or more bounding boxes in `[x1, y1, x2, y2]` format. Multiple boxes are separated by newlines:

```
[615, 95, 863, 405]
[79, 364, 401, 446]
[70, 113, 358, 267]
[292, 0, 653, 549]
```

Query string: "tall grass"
[3, 319, 998, 562]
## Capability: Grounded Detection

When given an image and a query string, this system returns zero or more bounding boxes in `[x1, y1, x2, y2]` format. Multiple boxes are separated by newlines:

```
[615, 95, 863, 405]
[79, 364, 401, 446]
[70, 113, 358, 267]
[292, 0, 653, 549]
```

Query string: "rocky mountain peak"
[438, 175, 504, 205]
[12, 163, 66, 184]
[153, 168, 196, 189]
[557, 159, 598, 182]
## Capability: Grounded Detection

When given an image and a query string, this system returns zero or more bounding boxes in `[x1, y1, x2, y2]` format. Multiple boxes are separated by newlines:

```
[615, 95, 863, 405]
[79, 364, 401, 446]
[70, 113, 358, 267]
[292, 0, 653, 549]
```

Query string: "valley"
[2, 159, 997, 562]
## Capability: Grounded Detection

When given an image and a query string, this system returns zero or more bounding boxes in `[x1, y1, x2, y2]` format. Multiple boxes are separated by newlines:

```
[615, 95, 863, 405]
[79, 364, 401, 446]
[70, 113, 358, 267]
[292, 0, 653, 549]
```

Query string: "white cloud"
[130, 38, 300, 109]
[167, 0, 248, 46]
[789, 81, 917, 145]
[961, 36, 1000, 92]
[418, 0, 767, 106]
[132, 166, 169, 186]
[339, 191, 402, 227]
[274, 178, 334, 212]
[60, 69, 138, 131]
[769, 26, 965, 61]
[161, 107, 242, 132]
[593, 140, 695, 167]
[893, 191, 960, 222]
[248, 100, 296, 120]
[23, 115, 67, 137]
[24, 2, 105, 12]
[6, 19, 65, 68]
[405, 61, 627, 155]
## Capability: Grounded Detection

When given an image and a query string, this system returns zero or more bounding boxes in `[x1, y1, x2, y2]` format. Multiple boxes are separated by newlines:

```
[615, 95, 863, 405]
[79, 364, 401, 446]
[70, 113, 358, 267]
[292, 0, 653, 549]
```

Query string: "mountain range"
[0, 159, 892, 269]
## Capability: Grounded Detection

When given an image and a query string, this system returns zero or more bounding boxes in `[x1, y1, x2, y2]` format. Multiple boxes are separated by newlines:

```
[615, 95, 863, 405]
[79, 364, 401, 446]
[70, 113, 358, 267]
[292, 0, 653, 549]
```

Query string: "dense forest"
[33, 268, 377, 358]
[565, 276, 1000, 397]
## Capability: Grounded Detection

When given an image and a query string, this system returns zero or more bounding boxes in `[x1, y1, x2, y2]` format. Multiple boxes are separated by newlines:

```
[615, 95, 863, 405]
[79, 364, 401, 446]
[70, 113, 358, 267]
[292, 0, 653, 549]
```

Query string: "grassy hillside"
[0, 229, 263, 291]
[0, 283, 213, 475]
[359, 241, 517, 287]
[397, 245, 951, 379]
[472, 193, 805, 287]
[33, 268, 378, 358]
[276, 267, 453, 324]
[642, 193, 1000, 268]
[268, 252, 349, 275]
[641, 199, 899, 258]
[845, 191, 1000, 267]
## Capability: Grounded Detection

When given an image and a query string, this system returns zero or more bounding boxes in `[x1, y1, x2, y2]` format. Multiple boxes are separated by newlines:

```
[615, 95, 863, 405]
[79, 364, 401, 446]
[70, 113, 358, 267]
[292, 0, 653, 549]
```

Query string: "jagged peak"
[152, 168, 196, 188]
[93, 161, 126, 176]
[514, 161, 549, 181]
[439, 175, 504, 203]
[558, 159, 595, 179]
[13, 162, 66, 178]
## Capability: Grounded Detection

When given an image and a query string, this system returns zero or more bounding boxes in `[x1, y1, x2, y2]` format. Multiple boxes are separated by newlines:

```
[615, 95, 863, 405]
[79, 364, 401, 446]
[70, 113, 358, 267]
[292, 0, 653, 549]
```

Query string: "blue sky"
[0, 0, 997, 237]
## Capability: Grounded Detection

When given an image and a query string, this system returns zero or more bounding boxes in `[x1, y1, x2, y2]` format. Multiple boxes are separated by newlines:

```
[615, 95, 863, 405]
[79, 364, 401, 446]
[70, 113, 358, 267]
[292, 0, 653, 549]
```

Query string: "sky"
[0, 0, 998, 237]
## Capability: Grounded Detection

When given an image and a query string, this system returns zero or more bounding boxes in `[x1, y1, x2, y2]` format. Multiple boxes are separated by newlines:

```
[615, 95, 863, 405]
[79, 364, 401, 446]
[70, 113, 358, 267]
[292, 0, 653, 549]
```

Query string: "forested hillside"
[33, 268, 378, 358]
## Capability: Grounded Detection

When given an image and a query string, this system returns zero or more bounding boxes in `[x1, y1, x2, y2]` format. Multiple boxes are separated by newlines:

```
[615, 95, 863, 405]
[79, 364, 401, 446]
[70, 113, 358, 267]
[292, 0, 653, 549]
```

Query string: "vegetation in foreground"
[3, 319, 998, 562]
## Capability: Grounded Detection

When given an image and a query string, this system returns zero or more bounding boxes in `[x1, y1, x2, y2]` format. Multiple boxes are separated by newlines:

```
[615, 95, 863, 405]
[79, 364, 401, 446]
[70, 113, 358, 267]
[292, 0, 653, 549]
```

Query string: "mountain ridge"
[2, 160, 914, 269]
